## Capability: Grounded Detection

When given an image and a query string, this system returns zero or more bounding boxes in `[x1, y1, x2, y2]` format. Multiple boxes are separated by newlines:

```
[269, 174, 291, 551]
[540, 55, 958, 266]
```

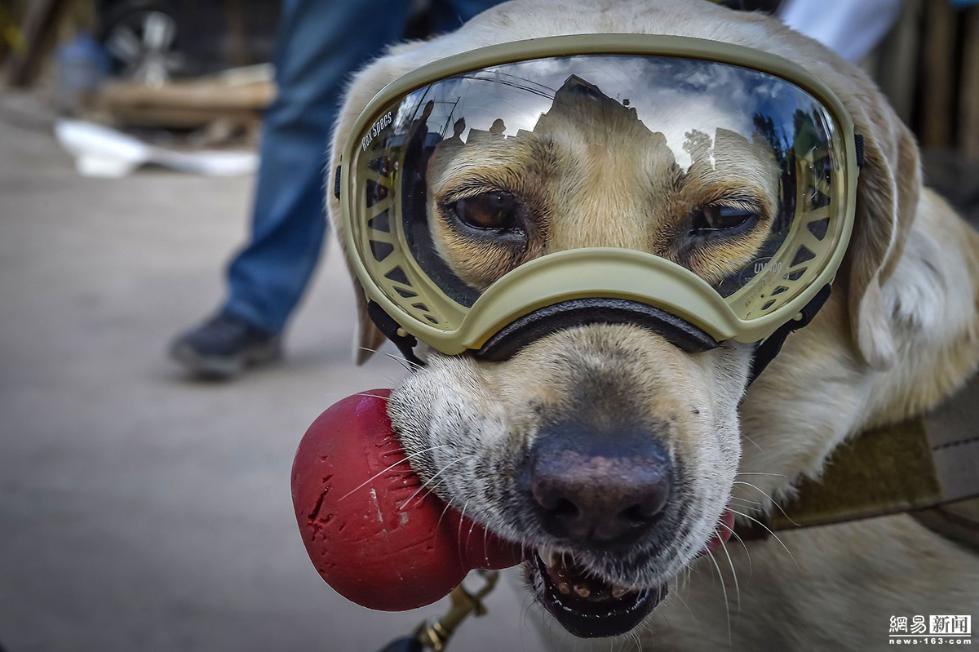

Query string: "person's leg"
[171, 0, 412, 377]
[224, 0, 414, 334]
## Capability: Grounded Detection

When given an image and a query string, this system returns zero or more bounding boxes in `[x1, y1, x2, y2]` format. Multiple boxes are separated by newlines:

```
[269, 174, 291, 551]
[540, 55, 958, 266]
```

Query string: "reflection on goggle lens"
[354, 55, 844, 334]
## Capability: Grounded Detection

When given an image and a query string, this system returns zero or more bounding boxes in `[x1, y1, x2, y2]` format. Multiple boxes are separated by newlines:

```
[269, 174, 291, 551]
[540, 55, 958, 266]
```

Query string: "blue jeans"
[224, 0, 501, 334]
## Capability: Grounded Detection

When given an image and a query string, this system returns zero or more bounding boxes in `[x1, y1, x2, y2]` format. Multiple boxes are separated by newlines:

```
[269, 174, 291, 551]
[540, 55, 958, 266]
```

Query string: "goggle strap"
[366, 300, 427, 369]
[747, 283, 832, 385]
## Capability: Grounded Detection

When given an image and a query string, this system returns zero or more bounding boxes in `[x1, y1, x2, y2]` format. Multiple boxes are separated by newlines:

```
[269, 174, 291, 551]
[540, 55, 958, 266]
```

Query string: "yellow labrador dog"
[328, 0, 979, 648]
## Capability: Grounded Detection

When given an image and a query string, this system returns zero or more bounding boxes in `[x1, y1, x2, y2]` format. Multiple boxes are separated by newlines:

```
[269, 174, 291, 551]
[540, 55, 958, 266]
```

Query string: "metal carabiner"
[379, 570, 500, 652]
[414, 570, 500, 651]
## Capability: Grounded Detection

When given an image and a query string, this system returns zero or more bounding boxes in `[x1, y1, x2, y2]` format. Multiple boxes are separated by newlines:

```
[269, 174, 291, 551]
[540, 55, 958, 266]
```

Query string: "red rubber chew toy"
[291, 390, 522, 611]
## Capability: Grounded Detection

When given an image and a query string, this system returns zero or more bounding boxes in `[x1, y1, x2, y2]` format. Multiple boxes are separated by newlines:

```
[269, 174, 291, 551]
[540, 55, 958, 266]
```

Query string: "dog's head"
[328, 0, 920, 638]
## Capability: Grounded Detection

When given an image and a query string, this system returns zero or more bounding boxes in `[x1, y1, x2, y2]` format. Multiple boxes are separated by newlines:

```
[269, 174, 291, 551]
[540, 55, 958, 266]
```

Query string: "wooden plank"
[95, 73, 272, 129]
[98, 79, 274, 113]
[4, 0, 73, 87]
[961, 8, 979, 159]
[920, 0, 956, 148]
[99, 105, 262, 129]
[874, 0, 921, 125]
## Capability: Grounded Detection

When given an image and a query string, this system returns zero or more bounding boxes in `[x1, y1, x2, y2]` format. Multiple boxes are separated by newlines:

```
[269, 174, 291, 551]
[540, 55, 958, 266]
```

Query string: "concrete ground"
[0, 99, 544, 652]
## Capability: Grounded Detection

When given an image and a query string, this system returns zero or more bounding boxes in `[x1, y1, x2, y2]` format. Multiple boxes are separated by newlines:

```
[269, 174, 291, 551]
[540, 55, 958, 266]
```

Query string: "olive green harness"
[739, 373, 979, 550]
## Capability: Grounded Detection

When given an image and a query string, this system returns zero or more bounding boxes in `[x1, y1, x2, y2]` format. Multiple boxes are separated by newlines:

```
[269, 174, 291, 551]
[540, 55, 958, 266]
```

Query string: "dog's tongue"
[290, 390, 521, 612]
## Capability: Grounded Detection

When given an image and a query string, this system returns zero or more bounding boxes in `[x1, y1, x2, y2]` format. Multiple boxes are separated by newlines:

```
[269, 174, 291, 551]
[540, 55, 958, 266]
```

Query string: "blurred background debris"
[54, 119, 258, 177]
[869, 0, 979, 219]
[3, 0, 279, 158]
[1, 0, 976, 181]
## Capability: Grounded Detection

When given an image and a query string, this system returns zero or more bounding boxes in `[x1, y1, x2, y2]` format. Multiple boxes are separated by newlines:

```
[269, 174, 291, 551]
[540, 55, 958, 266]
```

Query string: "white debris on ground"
[54, 119, 258, 178]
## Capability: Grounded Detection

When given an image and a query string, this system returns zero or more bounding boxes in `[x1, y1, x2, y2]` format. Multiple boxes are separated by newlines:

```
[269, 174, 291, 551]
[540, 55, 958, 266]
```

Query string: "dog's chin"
[522, 509, 735, 639]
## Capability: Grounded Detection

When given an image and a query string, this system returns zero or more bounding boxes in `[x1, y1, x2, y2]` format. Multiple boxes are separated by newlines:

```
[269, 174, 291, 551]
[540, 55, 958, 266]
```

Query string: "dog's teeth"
[573, 584, 591, 598]
[558, 582, 571, 595]
[611, 586, 628, 599]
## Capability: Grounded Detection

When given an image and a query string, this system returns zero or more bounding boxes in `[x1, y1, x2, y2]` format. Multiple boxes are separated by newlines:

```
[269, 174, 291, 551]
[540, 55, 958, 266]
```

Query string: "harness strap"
[737, 374, 979, 545]
[367, 301, 427, 368]
[746, 284, 832, 385]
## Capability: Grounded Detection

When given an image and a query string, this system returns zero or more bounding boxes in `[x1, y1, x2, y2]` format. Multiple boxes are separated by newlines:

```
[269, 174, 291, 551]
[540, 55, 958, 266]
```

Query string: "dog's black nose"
[528, 423, 672, 546]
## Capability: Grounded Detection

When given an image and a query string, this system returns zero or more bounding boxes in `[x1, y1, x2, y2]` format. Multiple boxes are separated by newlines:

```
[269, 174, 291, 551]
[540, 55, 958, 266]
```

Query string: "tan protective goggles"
[336, 35, 859, 359]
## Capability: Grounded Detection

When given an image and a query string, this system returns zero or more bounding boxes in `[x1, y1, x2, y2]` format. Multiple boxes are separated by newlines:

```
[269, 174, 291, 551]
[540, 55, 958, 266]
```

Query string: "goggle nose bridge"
[367, 283, 832, 386]
[474, 297, 719, 361]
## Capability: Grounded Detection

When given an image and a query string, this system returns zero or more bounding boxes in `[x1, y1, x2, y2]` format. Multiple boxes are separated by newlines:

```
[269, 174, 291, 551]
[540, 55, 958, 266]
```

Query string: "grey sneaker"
[169, 311, 281, 379]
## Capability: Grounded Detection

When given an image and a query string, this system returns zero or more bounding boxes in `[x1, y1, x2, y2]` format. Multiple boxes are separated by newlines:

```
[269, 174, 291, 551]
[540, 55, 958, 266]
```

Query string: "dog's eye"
[690, 203, 758, 235]
[448, 192, 520, 231]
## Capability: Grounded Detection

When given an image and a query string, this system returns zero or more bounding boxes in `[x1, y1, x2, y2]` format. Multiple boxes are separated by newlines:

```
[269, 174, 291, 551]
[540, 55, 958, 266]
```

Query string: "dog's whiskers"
[398, 455, 472, 510]
[740, 432, 765, 453]
[482, 517, 491, 559]
[629, 628, 642, 651]
[733, 480, 800, 527]
[670, 577, 700, 625]
[456, 499, 471, 562]
[727, 508, 799, 569]
[384, 351, 424, 372]
[410, 468, 462, 511]
[729, 496, 763, 507]
[703, 546, 732, 645]
[357, 345, 425, 371]
[716, 520, 752, 576]
[715, 524, 742, 623]
[352, 392, 392, 402]
[434, 494, 455, 531]
[338, 444, 446, 501]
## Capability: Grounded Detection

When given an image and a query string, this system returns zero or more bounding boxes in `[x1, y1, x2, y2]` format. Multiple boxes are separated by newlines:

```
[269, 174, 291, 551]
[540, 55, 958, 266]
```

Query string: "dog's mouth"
[529, 551, 666, 638]
[525, 508, 735, 638]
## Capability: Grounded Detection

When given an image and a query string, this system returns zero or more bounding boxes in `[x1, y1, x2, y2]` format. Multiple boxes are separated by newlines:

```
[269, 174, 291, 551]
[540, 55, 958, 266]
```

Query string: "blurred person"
[777, 0, 903, 62]
[169, 0, 502, 379]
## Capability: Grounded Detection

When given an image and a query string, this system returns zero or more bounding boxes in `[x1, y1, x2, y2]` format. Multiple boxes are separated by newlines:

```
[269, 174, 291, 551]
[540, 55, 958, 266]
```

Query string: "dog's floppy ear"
[844, 98, 921, 370]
